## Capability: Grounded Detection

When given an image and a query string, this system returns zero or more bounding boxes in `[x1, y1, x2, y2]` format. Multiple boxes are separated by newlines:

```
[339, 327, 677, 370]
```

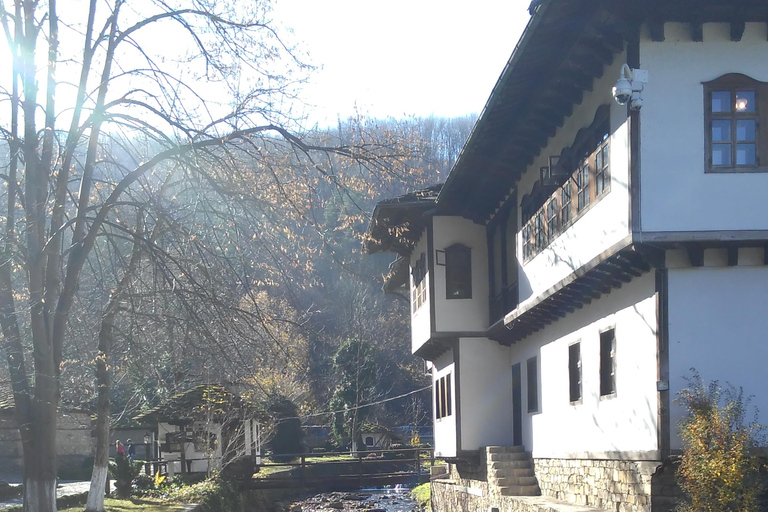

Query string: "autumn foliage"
[676, 370, 763, 512]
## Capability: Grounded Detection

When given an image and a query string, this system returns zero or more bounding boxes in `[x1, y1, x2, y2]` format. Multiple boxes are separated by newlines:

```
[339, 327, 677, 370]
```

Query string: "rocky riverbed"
[283, 489, 419, 512]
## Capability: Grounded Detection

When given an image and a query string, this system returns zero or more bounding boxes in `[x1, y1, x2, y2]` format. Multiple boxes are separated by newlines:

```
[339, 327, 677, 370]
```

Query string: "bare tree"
[0, 1, 411, 510]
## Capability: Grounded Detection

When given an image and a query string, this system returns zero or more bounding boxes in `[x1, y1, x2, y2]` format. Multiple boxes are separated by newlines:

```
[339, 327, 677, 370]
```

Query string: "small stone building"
[0, 383, 93, 473]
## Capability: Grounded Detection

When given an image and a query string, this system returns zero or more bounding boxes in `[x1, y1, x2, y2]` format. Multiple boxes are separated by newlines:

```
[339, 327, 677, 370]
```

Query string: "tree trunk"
[23, 396, 58, 512]
[85, 217, 144, 511]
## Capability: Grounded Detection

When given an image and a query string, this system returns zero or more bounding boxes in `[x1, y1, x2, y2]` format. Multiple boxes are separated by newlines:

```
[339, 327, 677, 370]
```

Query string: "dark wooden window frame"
[444, 243, 472, 300]
[435, 373, 453, 420]
[568, 341, 582, 405]
[527, 356, 539, 413]
[704, 73, 768, 173]
[599, 327, 617, 398]
[411, 252, 427, 313]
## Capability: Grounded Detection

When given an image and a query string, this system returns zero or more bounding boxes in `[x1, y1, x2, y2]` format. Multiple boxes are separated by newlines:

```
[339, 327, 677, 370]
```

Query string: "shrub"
[161, 475, 241, 512]
[676, 370, 764, 512]
[109, 457, 141, 498]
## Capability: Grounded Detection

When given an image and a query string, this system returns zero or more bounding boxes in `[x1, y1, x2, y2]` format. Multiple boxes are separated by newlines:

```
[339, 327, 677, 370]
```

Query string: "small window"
[444, 244, 471, 299]
[435, 373, 453, 419]
[568, 342, 582, 403]
[600, 329, 616, 397]
[527, 356, 539, 413]
[546, 199, 558, 243]
[560, 186, 572, 226]
[365, 436, 374, 446]
[577, 160, 590, 212]
[411, 253, 427, 312]
[595, 136, 610, 197]
[704, 74, 768, 172]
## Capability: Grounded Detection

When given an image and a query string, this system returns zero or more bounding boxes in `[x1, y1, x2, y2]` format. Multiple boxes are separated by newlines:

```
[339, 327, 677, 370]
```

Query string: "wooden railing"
[245, 447, 435, 490]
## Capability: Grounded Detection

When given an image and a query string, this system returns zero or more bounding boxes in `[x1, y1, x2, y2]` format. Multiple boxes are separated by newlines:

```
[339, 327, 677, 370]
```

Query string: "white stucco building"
[366, 1, 768, 511]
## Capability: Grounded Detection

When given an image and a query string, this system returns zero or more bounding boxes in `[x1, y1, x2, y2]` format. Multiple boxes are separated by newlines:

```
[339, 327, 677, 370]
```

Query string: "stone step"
[495, 476, 539, 487]
[499, 484, 541, 496]
[490, 460, 533, 470]
[486, 445, 525, 454]
[487, 451, 533, 462]
[491, 468, 536, 479]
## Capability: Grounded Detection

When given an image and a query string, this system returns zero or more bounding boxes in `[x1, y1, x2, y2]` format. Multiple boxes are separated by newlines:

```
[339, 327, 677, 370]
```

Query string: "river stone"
[328, 501, 344, 509]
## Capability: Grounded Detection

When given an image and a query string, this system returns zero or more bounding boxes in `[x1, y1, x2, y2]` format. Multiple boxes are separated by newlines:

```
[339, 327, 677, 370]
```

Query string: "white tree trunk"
[23, 478, 56, 512]
[85, 465, 109, 512]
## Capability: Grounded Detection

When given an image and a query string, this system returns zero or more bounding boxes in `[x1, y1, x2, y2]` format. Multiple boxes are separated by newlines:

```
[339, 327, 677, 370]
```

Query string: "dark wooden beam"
[689, 20, 703, 41]
[648, 19, 665, 41]
[730, 20, 746, 41]
[686, 244, 704, 267]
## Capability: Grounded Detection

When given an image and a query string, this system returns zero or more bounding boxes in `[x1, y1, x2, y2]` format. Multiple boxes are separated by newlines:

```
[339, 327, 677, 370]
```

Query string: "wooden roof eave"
[491, 241, 653, 345]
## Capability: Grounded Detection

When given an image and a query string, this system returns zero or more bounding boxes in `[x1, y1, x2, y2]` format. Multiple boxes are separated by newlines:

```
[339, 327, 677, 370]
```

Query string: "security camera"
[613, 78, 632, 105]
[613, 64, 649, 109]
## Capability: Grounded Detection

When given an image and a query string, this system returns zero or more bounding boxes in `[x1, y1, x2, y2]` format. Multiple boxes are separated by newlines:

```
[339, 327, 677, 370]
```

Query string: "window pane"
[736, 144, 756, 165]
[712, 144, 732, 166]
[735, 91, 756, 112]
[711, 120, 731, 142]
[711, 91, 731, 113]
[736, 119, 756, 141]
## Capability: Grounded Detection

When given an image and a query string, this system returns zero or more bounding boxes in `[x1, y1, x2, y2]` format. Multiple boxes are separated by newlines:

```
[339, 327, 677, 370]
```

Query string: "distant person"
[116, 440, 126, 458]
[127, 439, 136, 463]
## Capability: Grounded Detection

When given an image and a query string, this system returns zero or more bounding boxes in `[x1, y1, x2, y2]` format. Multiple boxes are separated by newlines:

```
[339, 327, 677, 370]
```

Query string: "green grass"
[411, 482, 431, 511]
[58, 498, 189, 512]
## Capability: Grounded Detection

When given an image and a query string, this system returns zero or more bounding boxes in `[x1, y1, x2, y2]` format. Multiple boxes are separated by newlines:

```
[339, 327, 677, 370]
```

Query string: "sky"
[272, 0, 531, 126]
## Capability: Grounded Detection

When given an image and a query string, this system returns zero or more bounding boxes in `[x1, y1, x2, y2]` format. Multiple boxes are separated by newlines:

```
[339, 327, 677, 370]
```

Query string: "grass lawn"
[58, 498, 190, 512]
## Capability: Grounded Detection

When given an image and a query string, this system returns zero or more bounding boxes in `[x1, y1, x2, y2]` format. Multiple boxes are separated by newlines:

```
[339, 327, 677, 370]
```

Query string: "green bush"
[676, 370, 764, 512]
[161, 475, 241, 512]
[109, 457, 142, 498]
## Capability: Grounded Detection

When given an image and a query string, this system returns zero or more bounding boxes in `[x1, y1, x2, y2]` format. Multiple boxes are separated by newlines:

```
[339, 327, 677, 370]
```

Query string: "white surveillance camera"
[613, 64, 648, 109]
[613, 79, 632, 105]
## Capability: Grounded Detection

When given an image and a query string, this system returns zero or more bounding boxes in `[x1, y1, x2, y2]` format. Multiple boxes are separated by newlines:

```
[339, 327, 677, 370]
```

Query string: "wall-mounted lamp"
[613, 64, 649, 111]
[435, 250, 446, 266]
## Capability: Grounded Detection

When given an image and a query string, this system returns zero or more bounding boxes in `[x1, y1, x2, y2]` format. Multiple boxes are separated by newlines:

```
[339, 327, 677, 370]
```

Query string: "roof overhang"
[365, 185, 441, 256]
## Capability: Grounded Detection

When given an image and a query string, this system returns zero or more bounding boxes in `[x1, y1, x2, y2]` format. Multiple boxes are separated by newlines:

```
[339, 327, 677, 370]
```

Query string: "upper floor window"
[521, 107, 611, 262]
[444, 243, 472, 299]
[435, 373, 453, 419]
[568, 342, 582, 404]
[600, 328, 616, 397]
[704, 74, 768, 173]
[411, 252, 427, 313]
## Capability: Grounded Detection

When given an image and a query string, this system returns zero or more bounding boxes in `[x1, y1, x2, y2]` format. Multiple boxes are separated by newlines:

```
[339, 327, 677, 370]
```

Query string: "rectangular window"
[445, 244, 472, 299]
[705, 74, 767, 172]
[568, 342, 582, 403]
[560, 185, 572, 226]
[527, 356, 539, 413]
[411, 253, 427, 312]
[546, 199, 558, 242]
[435, 373, 453, 419]
[577, 160, 590, 212]
[595, 137, 610, 197]
[600, 329, 616, 397]
[534, 211, 545, 251]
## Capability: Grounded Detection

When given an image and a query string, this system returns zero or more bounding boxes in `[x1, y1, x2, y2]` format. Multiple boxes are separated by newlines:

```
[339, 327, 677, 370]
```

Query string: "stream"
[287, 487, 419, 512]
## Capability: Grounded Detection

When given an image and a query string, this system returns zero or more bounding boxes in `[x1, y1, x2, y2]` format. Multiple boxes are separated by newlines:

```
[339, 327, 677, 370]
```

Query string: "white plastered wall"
[456, 337, 514, 450]
[432, 216, 490, 332]
[667, 266, 768, 450]
[433, 350, 457, 458]
[517, 56, 631, 300]
[410, 229, 431, 354]
[511, 273, 658, 457]
[640, 22, 768, 232]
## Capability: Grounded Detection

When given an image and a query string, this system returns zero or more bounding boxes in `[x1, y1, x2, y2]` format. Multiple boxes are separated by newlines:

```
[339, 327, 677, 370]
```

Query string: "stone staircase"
[486, 445, 541, 496]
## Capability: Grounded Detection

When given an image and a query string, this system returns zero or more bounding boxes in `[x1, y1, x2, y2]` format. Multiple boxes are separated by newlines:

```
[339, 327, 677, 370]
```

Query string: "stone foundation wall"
[534, 458, 661, 512]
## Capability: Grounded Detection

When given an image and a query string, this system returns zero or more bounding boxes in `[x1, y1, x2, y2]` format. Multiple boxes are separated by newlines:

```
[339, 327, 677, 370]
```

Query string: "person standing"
[127, 439, 136, 463]
[116, 440, 126, 458]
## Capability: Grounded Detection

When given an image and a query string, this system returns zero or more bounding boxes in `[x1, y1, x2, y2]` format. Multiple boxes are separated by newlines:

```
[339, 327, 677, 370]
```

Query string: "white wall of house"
[457, 337, 514, 450]
[410, 229, 432, 354]
[640, 22, 768, 233]
[510, 273, 658, 458]
[518, 56, 631, 301]
[432, 216, 490, 332]
[433, 350, 457, 458]
[158, 421, 222, 474]
[667, 265, 768, 450]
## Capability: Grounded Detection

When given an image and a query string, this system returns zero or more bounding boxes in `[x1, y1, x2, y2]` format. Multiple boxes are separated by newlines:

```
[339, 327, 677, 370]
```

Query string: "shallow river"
[288, 487, 419, 512]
